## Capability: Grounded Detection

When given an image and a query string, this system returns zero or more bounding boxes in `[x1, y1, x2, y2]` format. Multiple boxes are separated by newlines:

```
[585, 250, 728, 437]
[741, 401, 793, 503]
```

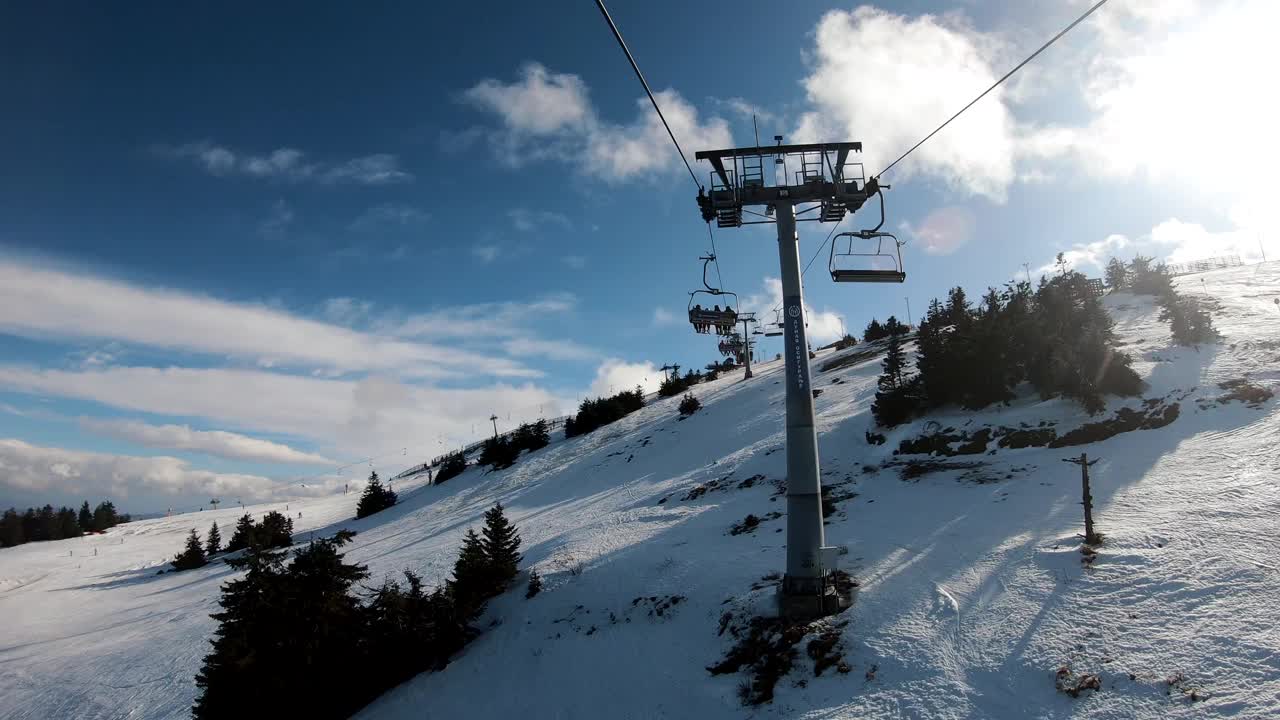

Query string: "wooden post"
[1062, 453, 1101, 545]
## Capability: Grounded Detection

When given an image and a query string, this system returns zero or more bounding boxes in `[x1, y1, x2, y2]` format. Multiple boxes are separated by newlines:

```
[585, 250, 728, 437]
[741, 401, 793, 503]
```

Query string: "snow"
[3, 264, 1279, 719]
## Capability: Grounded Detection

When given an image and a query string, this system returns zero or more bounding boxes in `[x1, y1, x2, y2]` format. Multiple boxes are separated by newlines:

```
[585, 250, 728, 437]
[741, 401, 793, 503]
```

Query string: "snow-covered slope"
[3, 264, 1278, 719]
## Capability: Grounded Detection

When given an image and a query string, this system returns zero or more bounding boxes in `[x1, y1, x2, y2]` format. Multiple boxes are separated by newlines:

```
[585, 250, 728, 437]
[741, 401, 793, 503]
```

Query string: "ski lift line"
[593, 0, 701, 191]
[877, 0, 1111, 178]
[706, 222, 726, 293]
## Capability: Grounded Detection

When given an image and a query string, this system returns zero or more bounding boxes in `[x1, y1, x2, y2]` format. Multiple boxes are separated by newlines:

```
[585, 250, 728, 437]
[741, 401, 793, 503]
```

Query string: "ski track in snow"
[2, 264, 1279, 719]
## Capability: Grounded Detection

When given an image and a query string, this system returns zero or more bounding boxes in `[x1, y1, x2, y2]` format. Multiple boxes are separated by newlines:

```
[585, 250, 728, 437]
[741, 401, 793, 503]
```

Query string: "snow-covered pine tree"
[173, 529, 208, 571]
[205, 522, 222, 556]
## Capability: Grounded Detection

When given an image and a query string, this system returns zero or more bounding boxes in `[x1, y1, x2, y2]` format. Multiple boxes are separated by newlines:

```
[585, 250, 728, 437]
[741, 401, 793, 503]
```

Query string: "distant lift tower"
[696, 139, 892, 618]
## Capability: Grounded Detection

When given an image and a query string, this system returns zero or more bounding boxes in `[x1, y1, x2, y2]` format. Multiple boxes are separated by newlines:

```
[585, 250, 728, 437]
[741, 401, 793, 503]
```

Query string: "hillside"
[2, 264, 1278, 719]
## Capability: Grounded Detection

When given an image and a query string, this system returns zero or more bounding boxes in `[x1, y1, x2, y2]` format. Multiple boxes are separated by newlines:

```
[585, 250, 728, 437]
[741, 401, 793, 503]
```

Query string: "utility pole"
[1062, 453, 1101, 546]
[904, 297, 913, 329]
[1022, 262, 1032, 285]
[697, 139, 875, 618]
[489, 414, 499, 439]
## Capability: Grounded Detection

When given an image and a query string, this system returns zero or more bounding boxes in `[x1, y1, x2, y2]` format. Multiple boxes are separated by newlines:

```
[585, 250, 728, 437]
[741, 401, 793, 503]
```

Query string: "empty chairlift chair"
[828, 230, 906, 283]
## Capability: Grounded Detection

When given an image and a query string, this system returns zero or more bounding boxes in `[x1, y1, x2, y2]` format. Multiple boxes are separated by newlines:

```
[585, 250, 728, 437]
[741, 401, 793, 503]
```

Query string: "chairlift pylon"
[828, 188, 906, 284]
[687, 253, 740, 335]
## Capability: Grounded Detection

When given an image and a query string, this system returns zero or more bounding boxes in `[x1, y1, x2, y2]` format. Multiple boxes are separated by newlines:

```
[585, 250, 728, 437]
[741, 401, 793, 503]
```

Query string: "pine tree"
[37, 505, 59, 541]
[78, 501, 94, 533]
[192, 544, 288, 719]
[883, 315, 907, 337]
[481, 502, 522, 593]
[92, 501, 119, 532]
[530, 419, 550, 450]
[226, 513, 257, 552]
[259, 511, 294, 548]
[863, 318, 886, 342]
[436, 452, 467, 484]
[449, 528, 490, 620]
[173, 529, 209, 571]
[0, 508, 23, 547]
[57, 507, 81, 539]
[206, 522, 222, 556]
[356, 471, 397, 518]
[1105, 257, 1128, 291]
[871, 330, 920, 427]
[526, 569, 543, 598]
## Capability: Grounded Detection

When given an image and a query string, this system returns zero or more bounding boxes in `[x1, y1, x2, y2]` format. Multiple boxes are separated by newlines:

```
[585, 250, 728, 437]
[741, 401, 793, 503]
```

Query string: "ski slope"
[2, 264, 1278, 719]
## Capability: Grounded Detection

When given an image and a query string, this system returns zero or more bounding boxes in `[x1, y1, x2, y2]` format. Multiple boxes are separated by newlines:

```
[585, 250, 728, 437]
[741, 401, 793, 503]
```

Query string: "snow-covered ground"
[2, 264, 1278, 719]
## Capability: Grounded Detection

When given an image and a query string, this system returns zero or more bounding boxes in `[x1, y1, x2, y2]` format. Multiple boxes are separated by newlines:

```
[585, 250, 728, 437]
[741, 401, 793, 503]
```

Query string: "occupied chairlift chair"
[688, 254, 739, 335]
[828, 188, 906, 284]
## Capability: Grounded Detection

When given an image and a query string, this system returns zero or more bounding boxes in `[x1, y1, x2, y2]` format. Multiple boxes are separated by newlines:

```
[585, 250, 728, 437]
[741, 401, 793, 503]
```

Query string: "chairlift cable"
[593, 0, 702, 191]
[877, 0, 1111, 177]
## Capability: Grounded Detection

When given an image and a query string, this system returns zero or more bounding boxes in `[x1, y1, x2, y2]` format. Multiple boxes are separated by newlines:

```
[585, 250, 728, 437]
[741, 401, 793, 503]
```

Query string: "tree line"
[564, 387, 645, 438]
[873, 265, 1145, 427]
[171, 511, 295, 571]
[478, 419, 552, 471]
[192, 502, 522, 719]
[0, 500, 128, 549]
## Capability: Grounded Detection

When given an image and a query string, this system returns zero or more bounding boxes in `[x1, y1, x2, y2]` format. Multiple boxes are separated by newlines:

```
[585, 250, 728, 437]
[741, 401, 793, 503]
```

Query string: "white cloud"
[1039, 216, 1277, 274]
[501, 337, 597, 362]
[562, 255, 587, 270]
[389, 293, 576, 339]
[0, 438, 280, 503]
[259, 199, 294, 237]
[157, 141, 412, 185]
[509, 208, 571, 232]
[738, 277, 845, 345]
[472, 244, 500, 263]
[0, 365, 565, 459]
[794, 7, 1017, 200]
[0, 256, 535, 379]
[79, 418, 333, 465]
[900, 206, 976, 256]
[349, 203, 429, 231]
[462, 63, 732, 183]
[712, 97, 777, 126]
[584, 358, 661, 399]
[1036, 233, 1130, 275]
[464, 63, 593, 135]
[652, 307, 677, 327]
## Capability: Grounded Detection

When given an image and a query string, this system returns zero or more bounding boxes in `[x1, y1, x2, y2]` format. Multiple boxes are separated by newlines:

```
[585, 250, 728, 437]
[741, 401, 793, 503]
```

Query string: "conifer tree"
[57, 507, 80, 539]
[205, 522, 222, 556]
[356, 471, 397, 518]
[1105, 257, 1128, 291]
[0, 508, 23, 547]
[526, 569, 542, 598]
[863, 318, 886, 342]
[481, 502, 522, 592]
[226, 513, 257, 552]
[92, 501, 119, 532]
[530, 419, 550, 450]
[259, 511, 294, 548]
[173, 529, 209, 571]
[192, 544, 288, 719]
[436, 452, 467, 484]
[78, 501, 94, 532]
[449, 528, 490, 619]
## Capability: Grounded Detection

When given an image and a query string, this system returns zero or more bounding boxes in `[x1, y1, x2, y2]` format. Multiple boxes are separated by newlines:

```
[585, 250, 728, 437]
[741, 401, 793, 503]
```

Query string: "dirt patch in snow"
[1210, 379, 1274, 407]
[710, 606, 852, 705]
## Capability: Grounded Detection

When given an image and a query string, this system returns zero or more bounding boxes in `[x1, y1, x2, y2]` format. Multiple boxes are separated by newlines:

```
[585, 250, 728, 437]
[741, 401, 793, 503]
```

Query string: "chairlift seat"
[831, 269, 906, 283]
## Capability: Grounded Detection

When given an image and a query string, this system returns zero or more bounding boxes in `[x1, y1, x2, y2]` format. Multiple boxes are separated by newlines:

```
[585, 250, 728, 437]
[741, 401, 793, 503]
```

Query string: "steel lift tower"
[696, 139, 890, 617]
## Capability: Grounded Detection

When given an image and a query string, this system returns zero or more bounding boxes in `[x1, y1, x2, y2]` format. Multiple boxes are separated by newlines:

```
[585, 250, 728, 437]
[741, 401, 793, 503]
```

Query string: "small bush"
[678, 393, 702, 416]
[525, 569, 542, 599]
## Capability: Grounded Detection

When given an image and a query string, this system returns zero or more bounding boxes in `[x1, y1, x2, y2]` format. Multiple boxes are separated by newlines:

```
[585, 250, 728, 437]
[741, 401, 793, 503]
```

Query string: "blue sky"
[1, 0, 1273, 512]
